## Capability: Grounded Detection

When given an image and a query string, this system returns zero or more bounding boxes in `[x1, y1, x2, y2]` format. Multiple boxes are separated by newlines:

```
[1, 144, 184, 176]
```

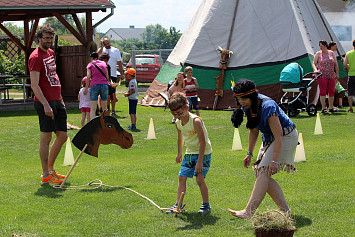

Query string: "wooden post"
[59, 144, 88, 189]
[174, 192, 185, 217]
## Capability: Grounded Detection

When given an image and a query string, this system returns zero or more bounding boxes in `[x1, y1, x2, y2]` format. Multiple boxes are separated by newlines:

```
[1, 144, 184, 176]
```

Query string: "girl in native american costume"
[228, 79, 298, 219]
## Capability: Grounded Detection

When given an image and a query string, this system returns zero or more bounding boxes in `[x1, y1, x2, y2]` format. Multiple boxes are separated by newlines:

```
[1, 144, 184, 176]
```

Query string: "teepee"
[140, 0, 347, 109]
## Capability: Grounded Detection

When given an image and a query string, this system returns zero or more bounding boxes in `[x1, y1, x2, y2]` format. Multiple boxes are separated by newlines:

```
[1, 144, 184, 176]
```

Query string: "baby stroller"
[279, 63, 321, 117]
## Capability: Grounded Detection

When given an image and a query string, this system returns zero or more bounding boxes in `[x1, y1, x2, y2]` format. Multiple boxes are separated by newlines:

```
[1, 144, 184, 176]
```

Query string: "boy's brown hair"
[168, 92, 189, 111]
[184, 66, 193, 73]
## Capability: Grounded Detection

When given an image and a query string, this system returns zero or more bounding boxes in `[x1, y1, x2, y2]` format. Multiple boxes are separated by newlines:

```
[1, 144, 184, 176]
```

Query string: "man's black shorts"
[111, 76, 117, 93]
[34, 100, 67, 133]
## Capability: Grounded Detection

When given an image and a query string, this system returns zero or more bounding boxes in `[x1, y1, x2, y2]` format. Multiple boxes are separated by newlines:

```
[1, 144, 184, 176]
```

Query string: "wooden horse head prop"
[217, 46, 233, 70]
[72, 110, 133, 157]
[214, 47, 234, 97]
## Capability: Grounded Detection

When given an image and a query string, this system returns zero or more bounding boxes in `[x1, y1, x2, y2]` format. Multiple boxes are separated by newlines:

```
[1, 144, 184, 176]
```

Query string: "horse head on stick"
[217, 46, 233, 70]
[72, 110, 133, 157]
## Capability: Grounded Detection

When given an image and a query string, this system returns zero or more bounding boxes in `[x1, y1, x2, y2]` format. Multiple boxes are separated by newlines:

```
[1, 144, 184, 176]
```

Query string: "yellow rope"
[53, 180, 164, 210]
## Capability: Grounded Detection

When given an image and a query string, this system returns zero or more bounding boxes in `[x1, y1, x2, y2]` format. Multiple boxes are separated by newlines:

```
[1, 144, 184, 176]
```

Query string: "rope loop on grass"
[53, 180, 164, 210]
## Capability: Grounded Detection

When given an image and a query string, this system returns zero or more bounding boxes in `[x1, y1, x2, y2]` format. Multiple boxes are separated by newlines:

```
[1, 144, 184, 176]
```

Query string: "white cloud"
[93, 0, 203, 33]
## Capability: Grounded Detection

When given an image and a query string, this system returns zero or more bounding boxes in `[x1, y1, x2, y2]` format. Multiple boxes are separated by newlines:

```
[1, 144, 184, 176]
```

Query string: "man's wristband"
[247, 151, 253, 157]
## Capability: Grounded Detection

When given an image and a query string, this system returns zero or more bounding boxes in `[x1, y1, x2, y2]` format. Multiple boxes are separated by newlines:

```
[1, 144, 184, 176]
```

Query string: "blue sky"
[93, 0, 203, 33]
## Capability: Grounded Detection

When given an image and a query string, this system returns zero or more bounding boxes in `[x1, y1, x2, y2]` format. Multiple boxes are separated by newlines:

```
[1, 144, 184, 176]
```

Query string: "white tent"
[140, 0, 347, 109]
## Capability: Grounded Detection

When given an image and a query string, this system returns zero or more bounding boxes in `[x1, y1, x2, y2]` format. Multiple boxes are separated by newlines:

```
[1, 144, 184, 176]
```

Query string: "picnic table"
[0, 74, 31, 104]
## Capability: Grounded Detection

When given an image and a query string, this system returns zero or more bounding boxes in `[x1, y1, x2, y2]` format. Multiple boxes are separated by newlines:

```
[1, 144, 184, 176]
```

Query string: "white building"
[318, 0, 355, 52]
[102, 25, 145, 41]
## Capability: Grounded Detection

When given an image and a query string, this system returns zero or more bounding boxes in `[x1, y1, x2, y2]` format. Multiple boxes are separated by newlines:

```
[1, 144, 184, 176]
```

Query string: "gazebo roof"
[0, 0, 115, 21]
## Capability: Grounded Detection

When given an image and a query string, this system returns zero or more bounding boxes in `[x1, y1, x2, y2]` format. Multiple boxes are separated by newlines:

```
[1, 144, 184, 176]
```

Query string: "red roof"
[0, 0, 114, 21]
[0, 0, 114, 8]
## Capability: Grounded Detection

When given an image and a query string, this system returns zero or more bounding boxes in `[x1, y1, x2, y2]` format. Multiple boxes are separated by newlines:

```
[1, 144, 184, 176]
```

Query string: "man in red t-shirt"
[29, 24, 68, 184]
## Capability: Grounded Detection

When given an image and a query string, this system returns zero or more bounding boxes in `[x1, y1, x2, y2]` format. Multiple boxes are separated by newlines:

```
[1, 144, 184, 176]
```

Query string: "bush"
[0, 50, 26, 83]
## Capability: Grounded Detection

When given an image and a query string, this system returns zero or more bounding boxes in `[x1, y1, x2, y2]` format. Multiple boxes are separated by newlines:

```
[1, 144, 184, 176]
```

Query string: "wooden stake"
[59, 144, 88, 189]
[174, 192, 185, 217]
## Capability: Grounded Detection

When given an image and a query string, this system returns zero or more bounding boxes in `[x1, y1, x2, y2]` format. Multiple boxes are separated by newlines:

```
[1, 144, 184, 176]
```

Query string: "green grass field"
[0, 94, 354, 236]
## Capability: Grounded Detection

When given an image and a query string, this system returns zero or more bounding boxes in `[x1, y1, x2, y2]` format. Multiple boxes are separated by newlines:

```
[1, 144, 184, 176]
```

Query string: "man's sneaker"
[198, 204, 211, 214]
[41, 174, 63, 184]
[41, 170, 66, 179]
[51, 170, 66, 179]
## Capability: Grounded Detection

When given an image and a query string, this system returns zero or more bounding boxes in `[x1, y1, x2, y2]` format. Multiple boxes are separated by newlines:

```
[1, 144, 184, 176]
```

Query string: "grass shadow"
[34, 183, 67, 198]
[111, 114, 127, 119]
[294, 215, 312, 228]
[0, 110, 38, 117]
[176, 212, 220, 230]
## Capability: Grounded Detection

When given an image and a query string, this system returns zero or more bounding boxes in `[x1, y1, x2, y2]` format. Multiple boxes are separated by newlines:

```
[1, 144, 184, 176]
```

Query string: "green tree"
[44, 16, 73, 35]
[43, 15, 86, 36]
[141, 24, 181, 49]
[0, 22, 24, 35]
[100, 24, 181, 61]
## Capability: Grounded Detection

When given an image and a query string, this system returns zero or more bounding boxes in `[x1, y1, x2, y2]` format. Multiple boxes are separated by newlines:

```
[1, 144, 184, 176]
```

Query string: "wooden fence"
[57, 45, 89, 100]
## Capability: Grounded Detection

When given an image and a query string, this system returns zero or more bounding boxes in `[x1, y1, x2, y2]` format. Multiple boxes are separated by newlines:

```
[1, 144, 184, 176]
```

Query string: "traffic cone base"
[314, 113, 323, 135]
[295, 133, 306, 162]
[63, 137, 75, 166]
[232, 128, 242, 150]
[146, 118, 156, 139]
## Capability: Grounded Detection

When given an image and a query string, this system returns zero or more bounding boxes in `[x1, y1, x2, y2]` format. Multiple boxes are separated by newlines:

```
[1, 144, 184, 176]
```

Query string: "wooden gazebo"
[0, 1, 115, 100]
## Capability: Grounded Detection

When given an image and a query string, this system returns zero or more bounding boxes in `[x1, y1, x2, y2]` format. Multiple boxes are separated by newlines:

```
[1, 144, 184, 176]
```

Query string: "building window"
[331, 25, 352, 41]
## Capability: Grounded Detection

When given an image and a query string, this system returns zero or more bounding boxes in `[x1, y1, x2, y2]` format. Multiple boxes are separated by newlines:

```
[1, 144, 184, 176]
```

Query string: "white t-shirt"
[102, 46, 122, 77]
[79, 87, 91, 108]
[128, 79, 138, 100]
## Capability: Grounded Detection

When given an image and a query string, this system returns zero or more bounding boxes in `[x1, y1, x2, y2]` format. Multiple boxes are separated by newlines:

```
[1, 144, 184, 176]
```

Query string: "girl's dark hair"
[99, 53, 110, 60]
[319, 40, 328, 48]
[231, 79, 260, 129]
[328, 41, 336, 50]
[90, 52, 99, 59]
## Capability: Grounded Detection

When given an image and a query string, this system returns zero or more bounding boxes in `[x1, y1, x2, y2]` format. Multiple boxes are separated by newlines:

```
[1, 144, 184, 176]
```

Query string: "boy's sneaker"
[198, 204, 211, 214]
[166, 203, 186, 214]
[51, 170, 66, 179]
[127, 125, 136, 130]
[41, 174, 63, 184]
[166, 204, 178, 214]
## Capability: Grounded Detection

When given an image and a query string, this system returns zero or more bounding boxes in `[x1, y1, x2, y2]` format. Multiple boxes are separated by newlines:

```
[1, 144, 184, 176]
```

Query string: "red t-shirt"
[28, 47, 62, 102]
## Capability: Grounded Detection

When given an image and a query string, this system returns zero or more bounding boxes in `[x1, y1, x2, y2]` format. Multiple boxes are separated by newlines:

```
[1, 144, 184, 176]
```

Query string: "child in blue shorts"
[124, 68, 138, 130]
[167, 92, 212, 214]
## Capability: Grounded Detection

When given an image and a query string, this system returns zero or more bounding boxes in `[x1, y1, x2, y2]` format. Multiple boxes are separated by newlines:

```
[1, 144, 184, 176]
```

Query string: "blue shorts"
[179, 153, 211, 178]
[187, 97, 199, 110]
[129, 99, 138, 114]
[90, 84, 109, 101]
